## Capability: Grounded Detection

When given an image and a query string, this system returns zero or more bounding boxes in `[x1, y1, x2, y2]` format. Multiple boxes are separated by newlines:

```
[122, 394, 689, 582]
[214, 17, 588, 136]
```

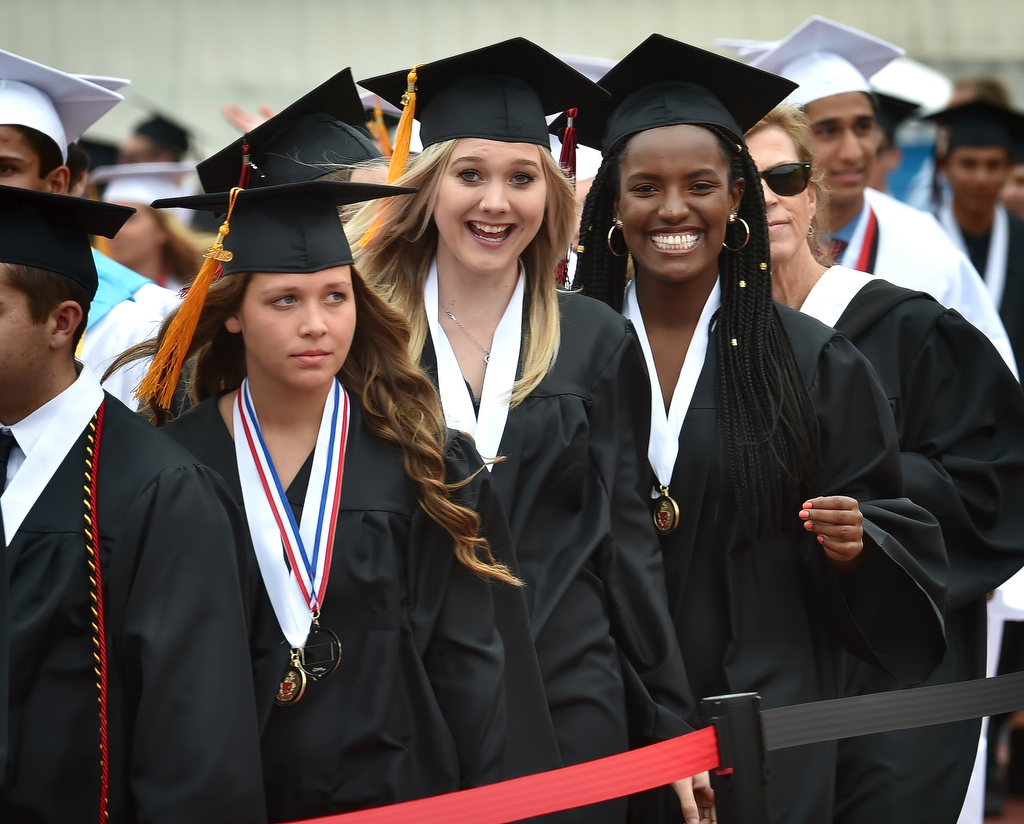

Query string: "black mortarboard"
[875, 92, 920, 143]
[927, 100, 1024, 152]
[135, 114, 191, 156]
[559, 34, 796, 155]
[153, 180, 415, 276]
[198, 68, 382, 193]
[0, 185, 133, 297]
[359, 37, 608, 149]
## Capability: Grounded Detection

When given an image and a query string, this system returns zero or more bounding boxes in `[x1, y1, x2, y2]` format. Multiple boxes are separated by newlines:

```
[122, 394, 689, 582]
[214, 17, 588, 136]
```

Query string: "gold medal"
[652, 485, 680, 535]
[276, 650, 307, 706]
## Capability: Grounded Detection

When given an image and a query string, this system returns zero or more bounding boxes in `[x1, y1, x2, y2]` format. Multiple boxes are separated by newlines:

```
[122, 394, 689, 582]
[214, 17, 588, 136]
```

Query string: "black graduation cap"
[358, 37, 608, 149]
[135, 114, 191, 156]
[875, 92, 920, 143]
[927, 100, 1024, 152]
[152, 180, 416, 276]
[198, 68, 382, 193]
[557, 34, 797, 155]
[0, 184, 134, 297]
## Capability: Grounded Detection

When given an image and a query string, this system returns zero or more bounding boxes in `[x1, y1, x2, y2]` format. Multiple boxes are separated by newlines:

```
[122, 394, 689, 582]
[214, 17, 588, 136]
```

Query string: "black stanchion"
[701, 692, 772, 824]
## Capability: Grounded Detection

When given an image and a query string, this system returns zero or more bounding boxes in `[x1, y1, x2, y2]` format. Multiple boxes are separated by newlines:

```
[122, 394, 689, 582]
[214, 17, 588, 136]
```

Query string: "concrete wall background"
[6, 0, 1024, 157]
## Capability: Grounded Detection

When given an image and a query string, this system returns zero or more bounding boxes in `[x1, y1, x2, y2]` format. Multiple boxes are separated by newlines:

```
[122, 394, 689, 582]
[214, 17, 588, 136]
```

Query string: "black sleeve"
[805, 333, 948, 686]
[110, 464, 267, 824]
[590, 324, 696, 742]
[898, 310, 1024, 609]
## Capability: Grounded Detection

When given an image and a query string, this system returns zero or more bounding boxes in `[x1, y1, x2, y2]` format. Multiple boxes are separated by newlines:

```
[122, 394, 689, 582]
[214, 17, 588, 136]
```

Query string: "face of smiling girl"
[615, 124, 744, 291]
[433, 138, 548, 283]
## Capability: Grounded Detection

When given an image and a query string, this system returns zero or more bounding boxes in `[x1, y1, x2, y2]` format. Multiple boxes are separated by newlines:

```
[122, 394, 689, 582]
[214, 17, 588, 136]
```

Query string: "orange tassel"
[135, 187, 243, 408]
[367, 96, 393, 158]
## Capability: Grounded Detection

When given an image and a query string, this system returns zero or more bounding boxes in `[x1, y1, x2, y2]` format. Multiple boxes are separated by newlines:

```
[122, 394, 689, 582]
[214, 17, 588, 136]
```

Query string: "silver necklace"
[445, 310, 491, 363]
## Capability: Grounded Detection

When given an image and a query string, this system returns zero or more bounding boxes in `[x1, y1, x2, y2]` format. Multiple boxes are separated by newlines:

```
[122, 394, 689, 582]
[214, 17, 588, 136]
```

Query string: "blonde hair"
[747, 105, 834, 267]
[349, 139, 579, 406]
[147, 206, 204, 284]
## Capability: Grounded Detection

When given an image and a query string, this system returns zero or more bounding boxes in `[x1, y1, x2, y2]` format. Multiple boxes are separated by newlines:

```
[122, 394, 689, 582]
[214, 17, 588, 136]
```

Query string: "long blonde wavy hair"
[348, 139, 579, 406]
[110, 267, 519, 585]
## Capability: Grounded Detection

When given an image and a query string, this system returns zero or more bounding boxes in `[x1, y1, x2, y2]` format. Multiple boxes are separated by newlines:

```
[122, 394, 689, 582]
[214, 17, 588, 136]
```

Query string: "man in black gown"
[0, 185, 265, 823]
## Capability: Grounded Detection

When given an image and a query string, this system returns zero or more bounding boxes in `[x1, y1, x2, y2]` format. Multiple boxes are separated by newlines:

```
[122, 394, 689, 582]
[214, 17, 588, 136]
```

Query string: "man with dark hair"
[120, 113, 190, 163]
[0, 49, 180, 405]
[0, 185, 266, 822]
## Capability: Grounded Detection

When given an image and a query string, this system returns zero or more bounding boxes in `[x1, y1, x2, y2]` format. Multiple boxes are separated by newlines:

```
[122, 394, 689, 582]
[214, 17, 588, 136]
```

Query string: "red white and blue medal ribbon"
[234, 377, 349, 649]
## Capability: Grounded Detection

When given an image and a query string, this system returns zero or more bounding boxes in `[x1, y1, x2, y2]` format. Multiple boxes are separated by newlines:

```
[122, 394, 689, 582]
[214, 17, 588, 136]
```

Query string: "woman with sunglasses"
[747, 104, 1024, 824]
[573, 36, 949, 824]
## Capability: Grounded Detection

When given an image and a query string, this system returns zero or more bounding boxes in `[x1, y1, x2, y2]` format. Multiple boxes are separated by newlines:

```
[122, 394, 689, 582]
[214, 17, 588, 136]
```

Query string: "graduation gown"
[798, 274, 1024, 824]
[647, 305, 947, 824]
[2, 396, 266, 824]
[839, 188, 1016, 374]
[992, 212, 1024, 365]
[422, 291, 694, 824]
[165, 396, 508, 823]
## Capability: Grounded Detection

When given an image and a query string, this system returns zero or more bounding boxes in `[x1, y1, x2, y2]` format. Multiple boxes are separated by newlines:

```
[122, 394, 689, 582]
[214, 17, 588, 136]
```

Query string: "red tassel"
[239, 141, 252, 189]
[556, 109, 578, 287]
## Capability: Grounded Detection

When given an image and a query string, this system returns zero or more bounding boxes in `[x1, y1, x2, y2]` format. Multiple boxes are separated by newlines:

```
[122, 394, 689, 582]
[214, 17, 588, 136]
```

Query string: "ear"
[48, 300, 83, 352]
[806, 179, 818, 221]
[43, 165, 71, 195]
[730, 177, 746, 215]
[224, 313, 242, 334]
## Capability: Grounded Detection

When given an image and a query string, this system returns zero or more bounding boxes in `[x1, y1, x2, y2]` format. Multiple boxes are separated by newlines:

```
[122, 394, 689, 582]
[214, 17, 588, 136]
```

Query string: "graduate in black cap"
[352, 37, 699, 824]
[746, 103, 1024, 824]
[121, 179, 515, 821]
[932, 100, 1024, 363]
[0, 185, 265, 822]
[573, 35, 949, 824]
[121, 113, 191, 163]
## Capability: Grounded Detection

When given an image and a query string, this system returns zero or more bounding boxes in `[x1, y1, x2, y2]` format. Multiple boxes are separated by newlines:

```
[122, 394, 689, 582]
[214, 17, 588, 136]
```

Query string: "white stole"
[622, 277, 720, 492]
[1, 366, 104, 546]
[424, 259, 524, 467]
[939, 201, 1009, 309]
[798, 266, 875, 329]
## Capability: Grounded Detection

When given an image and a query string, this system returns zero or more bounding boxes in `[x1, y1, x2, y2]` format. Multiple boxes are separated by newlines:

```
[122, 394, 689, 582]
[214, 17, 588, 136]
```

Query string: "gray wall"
[7, 0, 1024, 157]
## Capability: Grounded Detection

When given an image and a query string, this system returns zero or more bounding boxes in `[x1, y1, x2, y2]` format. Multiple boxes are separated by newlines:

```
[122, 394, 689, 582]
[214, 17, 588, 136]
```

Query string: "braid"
[707, 125, 820, 537]
[576, 144, 629, 311]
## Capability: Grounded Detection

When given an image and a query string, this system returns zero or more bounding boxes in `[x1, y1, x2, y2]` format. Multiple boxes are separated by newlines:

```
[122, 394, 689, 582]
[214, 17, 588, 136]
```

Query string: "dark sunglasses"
[759, 162, 812, 197]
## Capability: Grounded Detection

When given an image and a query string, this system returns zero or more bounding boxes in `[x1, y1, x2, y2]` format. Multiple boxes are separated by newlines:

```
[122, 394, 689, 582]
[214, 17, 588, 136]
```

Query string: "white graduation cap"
[714, 38, 777, 62]
[73, 74, 132, 93]
[0, 49, 123, 163]
[89, 161, 197, 205]
[749, 17, 904, 109]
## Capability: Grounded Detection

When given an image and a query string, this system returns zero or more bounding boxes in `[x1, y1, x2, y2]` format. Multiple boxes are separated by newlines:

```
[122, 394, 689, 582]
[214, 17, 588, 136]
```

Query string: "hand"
[799, 495, 864, 567]
[220, 103, 277, 134]
[671, 772, 716, 824]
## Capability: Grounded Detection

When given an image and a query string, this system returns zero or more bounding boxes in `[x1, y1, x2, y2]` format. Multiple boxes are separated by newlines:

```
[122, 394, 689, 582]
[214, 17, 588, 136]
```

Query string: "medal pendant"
[652, 486, 680, 535]
[276, 651, 307, 706]
[299, 623, 342, 680]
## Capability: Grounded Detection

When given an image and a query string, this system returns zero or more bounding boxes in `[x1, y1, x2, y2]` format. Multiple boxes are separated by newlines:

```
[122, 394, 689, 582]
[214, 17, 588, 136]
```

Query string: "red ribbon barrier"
[290, 725, 719, 824]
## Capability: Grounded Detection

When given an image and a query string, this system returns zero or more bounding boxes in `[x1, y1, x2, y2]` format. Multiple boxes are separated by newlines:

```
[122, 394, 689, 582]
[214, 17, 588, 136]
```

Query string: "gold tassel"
[135, 187, 243, 408]
[367, 96, 393, 158]
[359, 64, 423, 248]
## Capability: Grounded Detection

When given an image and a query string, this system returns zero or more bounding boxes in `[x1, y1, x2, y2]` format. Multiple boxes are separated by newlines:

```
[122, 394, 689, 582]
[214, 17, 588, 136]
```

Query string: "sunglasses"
[759, 162, 812, 197]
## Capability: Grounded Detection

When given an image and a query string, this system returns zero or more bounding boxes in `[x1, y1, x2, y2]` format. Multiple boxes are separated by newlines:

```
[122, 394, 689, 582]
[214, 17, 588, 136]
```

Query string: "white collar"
[2, 362, 104, 545]
[938, 201, 1010, 308]
[798, 265, 875, 329]
[622, 277, 720, 491]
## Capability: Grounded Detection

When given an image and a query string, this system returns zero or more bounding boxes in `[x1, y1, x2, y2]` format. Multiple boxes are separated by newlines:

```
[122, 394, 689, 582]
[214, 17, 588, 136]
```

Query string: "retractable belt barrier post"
[286, 670, 1024, 824]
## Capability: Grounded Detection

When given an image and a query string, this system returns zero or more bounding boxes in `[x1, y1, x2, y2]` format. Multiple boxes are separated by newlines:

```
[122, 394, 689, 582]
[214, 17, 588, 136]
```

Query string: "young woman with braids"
[113, 180, 517, 822]
[572, 36, 949, 824]
[747, 104, 1024, 824]
[352, 39, 705, 824]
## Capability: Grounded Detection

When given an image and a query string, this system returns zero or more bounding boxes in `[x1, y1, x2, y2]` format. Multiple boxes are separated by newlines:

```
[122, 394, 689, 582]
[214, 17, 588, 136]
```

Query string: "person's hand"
[220, 103, 277, 134]
[799, 495, 864, 567]
[671, 772, 716, 823]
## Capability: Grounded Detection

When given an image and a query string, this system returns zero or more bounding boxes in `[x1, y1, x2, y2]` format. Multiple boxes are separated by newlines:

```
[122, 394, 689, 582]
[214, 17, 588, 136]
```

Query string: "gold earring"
[607, 218, 628, 258]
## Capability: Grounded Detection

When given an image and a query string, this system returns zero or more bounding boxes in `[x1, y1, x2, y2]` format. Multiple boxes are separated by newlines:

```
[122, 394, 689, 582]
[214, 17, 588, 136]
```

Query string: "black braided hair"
[577, 126, 821, 538]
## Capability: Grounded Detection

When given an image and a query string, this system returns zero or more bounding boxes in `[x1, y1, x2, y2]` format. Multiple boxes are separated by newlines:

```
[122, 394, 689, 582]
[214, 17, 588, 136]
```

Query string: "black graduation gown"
[824, 280, 1024, 824]
[995, 212, 1024, 364]
[650, 306, 948, 824]
[2, 395, 266, 824]
[423, 291, 694, 824]
[165, 396, 508, 823]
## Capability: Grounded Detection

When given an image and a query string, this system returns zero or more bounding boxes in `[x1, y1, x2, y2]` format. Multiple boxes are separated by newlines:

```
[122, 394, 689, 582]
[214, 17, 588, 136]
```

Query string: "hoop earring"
[607, 218, 629, 258]
[807, 224, 815, 237]
[722, 214, 750, 251]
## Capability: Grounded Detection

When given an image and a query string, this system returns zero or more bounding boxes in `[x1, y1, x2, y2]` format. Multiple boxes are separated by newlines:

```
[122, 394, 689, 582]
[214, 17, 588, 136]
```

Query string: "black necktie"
[0, 430, 15, 494]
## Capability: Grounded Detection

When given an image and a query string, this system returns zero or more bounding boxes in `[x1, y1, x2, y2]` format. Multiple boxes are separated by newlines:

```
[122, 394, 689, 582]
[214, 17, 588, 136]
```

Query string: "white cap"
[73, 74, 132, 93]
[0, 49, 123, 163]
[749, 17, 904, 109]
[90, 161, 197, 205]
[714, 38, 777, 61]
